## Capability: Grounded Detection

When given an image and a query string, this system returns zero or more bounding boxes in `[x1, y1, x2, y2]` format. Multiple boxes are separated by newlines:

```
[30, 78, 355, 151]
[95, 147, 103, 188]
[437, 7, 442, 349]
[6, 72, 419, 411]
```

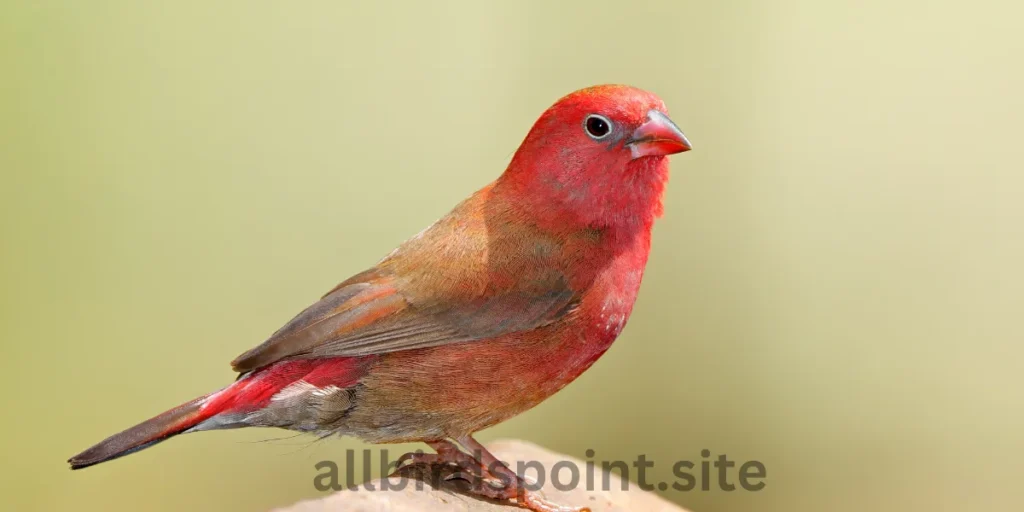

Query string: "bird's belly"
[340, 315, 625, 443]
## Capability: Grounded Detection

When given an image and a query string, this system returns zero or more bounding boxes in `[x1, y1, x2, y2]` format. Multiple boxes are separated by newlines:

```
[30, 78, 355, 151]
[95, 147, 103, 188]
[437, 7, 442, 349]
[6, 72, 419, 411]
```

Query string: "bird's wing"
[229, 192, 585, 374]
[229, 268, 578, 373]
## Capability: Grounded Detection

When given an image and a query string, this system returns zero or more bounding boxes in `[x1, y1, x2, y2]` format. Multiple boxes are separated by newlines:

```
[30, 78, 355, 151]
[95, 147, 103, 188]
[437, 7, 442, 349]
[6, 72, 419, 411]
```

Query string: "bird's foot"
[443, 471, 588, 512]
[390, 440, 482, 478]
[394, 438, 589, 512]
[519, 492, 591, 512]
[389, 451, 453, 477]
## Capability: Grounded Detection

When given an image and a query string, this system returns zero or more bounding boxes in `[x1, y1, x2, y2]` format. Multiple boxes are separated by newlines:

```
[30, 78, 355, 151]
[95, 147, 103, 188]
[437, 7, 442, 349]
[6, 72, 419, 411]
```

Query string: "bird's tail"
[68, 367, 267, 470]
[67, 390, 224, 470]
[68, 357, 368, 470]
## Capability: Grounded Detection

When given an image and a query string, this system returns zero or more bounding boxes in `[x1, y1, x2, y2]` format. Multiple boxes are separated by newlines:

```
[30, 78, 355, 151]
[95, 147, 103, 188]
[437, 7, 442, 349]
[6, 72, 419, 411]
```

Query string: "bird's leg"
[392, 437, 588, 512]
[456, 435, 590, 512]
[390, 440, 480, 476]
[391, 440, 514, 500]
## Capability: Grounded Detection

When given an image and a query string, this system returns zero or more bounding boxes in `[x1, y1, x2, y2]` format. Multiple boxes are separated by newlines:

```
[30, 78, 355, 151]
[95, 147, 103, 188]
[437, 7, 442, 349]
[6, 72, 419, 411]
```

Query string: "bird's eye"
[584, 114, 612, 140]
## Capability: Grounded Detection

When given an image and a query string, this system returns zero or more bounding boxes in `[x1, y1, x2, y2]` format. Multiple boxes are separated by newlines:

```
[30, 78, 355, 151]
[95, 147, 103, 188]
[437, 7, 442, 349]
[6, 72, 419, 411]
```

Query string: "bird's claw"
[390, 452, 449, 477]
[392, 442, 588, 512]
[518, 493, 591, 512]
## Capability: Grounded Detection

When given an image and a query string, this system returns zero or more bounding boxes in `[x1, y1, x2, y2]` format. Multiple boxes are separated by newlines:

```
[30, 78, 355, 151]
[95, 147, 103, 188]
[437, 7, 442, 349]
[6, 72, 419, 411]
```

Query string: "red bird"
[69, 85, 691, 512]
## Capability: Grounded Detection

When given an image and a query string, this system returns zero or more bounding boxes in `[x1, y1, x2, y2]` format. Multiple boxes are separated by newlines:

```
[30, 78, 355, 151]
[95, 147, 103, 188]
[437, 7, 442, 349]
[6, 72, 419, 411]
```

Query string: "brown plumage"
[69, 84, 691, 512]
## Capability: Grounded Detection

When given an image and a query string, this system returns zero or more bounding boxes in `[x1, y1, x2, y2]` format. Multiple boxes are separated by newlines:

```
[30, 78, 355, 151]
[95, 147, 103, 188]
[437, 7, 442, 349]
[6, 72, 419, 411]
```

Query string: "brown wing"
[229, 189, 584, 374]
[229, 269, 578, 373]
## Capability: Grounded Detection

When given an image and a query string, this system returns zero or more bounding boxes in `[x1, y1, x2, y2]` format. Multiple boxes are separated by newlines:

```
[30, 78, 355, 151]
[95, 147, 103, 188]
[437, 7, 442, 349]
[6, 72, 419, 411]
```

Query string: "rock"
[274, 439, 689, 512]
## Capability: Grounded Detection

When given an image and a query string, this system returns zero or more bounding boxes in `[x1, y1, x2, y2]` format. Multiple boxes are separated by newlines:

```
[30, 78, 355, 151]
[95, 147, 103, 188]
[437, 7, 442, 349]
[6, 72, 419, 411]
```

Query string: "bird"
[68, 84, 691, 512]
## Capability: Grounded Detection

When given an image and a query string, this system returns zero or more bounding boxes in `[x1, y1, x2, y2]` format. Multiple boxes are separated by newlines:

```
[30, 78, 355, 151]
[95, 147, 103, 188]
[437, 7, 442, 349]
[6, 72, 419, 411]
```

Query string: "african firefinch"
[70, 85, 691, 512]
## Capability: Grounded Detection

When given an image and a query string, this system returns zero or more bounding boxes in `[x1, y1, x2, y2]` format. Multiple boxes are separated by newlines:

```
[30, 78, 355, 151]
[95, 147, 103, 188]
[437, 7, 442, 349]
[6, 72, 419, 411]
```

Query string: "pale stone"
[274, 439, 690, 512]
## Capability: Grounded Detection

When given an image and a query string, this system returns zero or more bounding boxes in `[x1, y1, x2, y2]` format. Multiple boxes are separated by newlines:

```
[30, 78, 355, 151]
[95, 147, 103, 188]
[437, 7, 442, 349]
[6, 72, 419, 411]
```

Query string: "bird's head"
[502, 85, 691, 232]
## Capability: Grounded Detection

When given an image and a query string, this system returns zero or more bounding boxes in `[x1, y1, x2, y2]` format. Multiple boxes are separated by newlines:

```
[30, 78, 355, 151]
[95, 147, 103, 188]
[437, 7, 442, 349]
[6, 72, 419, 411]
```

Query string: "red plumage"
[69, 85, 691, 512]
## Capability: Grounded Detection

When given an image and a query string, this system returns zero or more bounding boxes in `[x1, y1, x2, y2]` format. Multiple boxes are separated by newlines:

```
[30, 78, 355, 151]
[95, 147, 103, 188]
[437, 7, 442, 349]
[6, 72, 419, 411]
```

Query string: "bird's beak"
[626, 110, 692, 159]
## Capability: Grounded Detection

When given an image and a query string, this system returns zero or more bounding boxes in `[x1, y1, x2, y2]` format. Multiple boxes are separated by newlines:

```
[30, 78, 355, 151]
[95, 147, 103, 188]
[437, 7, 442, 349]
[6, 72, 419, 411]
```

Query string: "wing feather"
[230, 273, 578, 373]
[229, 188, 587, 374]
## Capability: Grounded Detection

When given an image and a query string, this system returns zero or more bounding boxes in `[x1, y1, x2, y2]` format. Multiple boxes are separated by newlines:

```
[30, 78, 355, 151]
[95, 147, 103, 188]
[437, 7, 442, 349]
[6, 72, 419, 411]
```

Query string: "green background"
[2, 1, 1022, 511]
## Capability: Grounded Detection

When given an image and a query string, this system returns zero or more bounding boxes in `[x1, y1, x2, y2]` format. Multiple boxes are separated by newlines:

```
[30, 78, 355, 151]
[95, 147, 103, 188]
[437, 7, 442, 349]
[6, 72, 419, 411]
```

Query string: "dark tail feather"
[68, 393, 216, 470]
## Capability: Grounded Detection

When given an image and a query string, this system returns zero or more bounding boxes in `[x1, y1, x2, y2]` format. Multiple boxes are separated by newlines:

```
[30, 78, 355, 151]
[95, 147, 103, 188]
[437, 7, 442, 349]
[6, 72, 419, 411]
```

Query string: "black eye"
[584, 114, 612, 139]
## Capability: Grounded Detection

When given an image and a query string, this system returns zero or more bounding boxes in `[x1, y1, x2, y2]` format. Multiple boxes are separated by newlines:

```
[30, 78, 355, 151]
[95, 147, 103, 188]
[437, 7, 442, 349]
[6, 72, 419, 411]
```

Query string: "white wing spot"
[272, 380, 318, 402]
[271, 380, 344, 403]
[312, 385, 343, 398]
[601, 313, 626, 334]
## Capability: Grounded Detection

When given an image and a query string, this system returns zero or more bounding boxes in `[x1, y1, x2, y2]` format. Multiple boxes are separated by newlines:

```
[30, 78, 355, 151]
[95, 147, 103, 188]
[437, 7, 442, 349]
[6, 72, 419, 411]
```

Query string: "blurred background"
[2, 1, 1022, 511]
